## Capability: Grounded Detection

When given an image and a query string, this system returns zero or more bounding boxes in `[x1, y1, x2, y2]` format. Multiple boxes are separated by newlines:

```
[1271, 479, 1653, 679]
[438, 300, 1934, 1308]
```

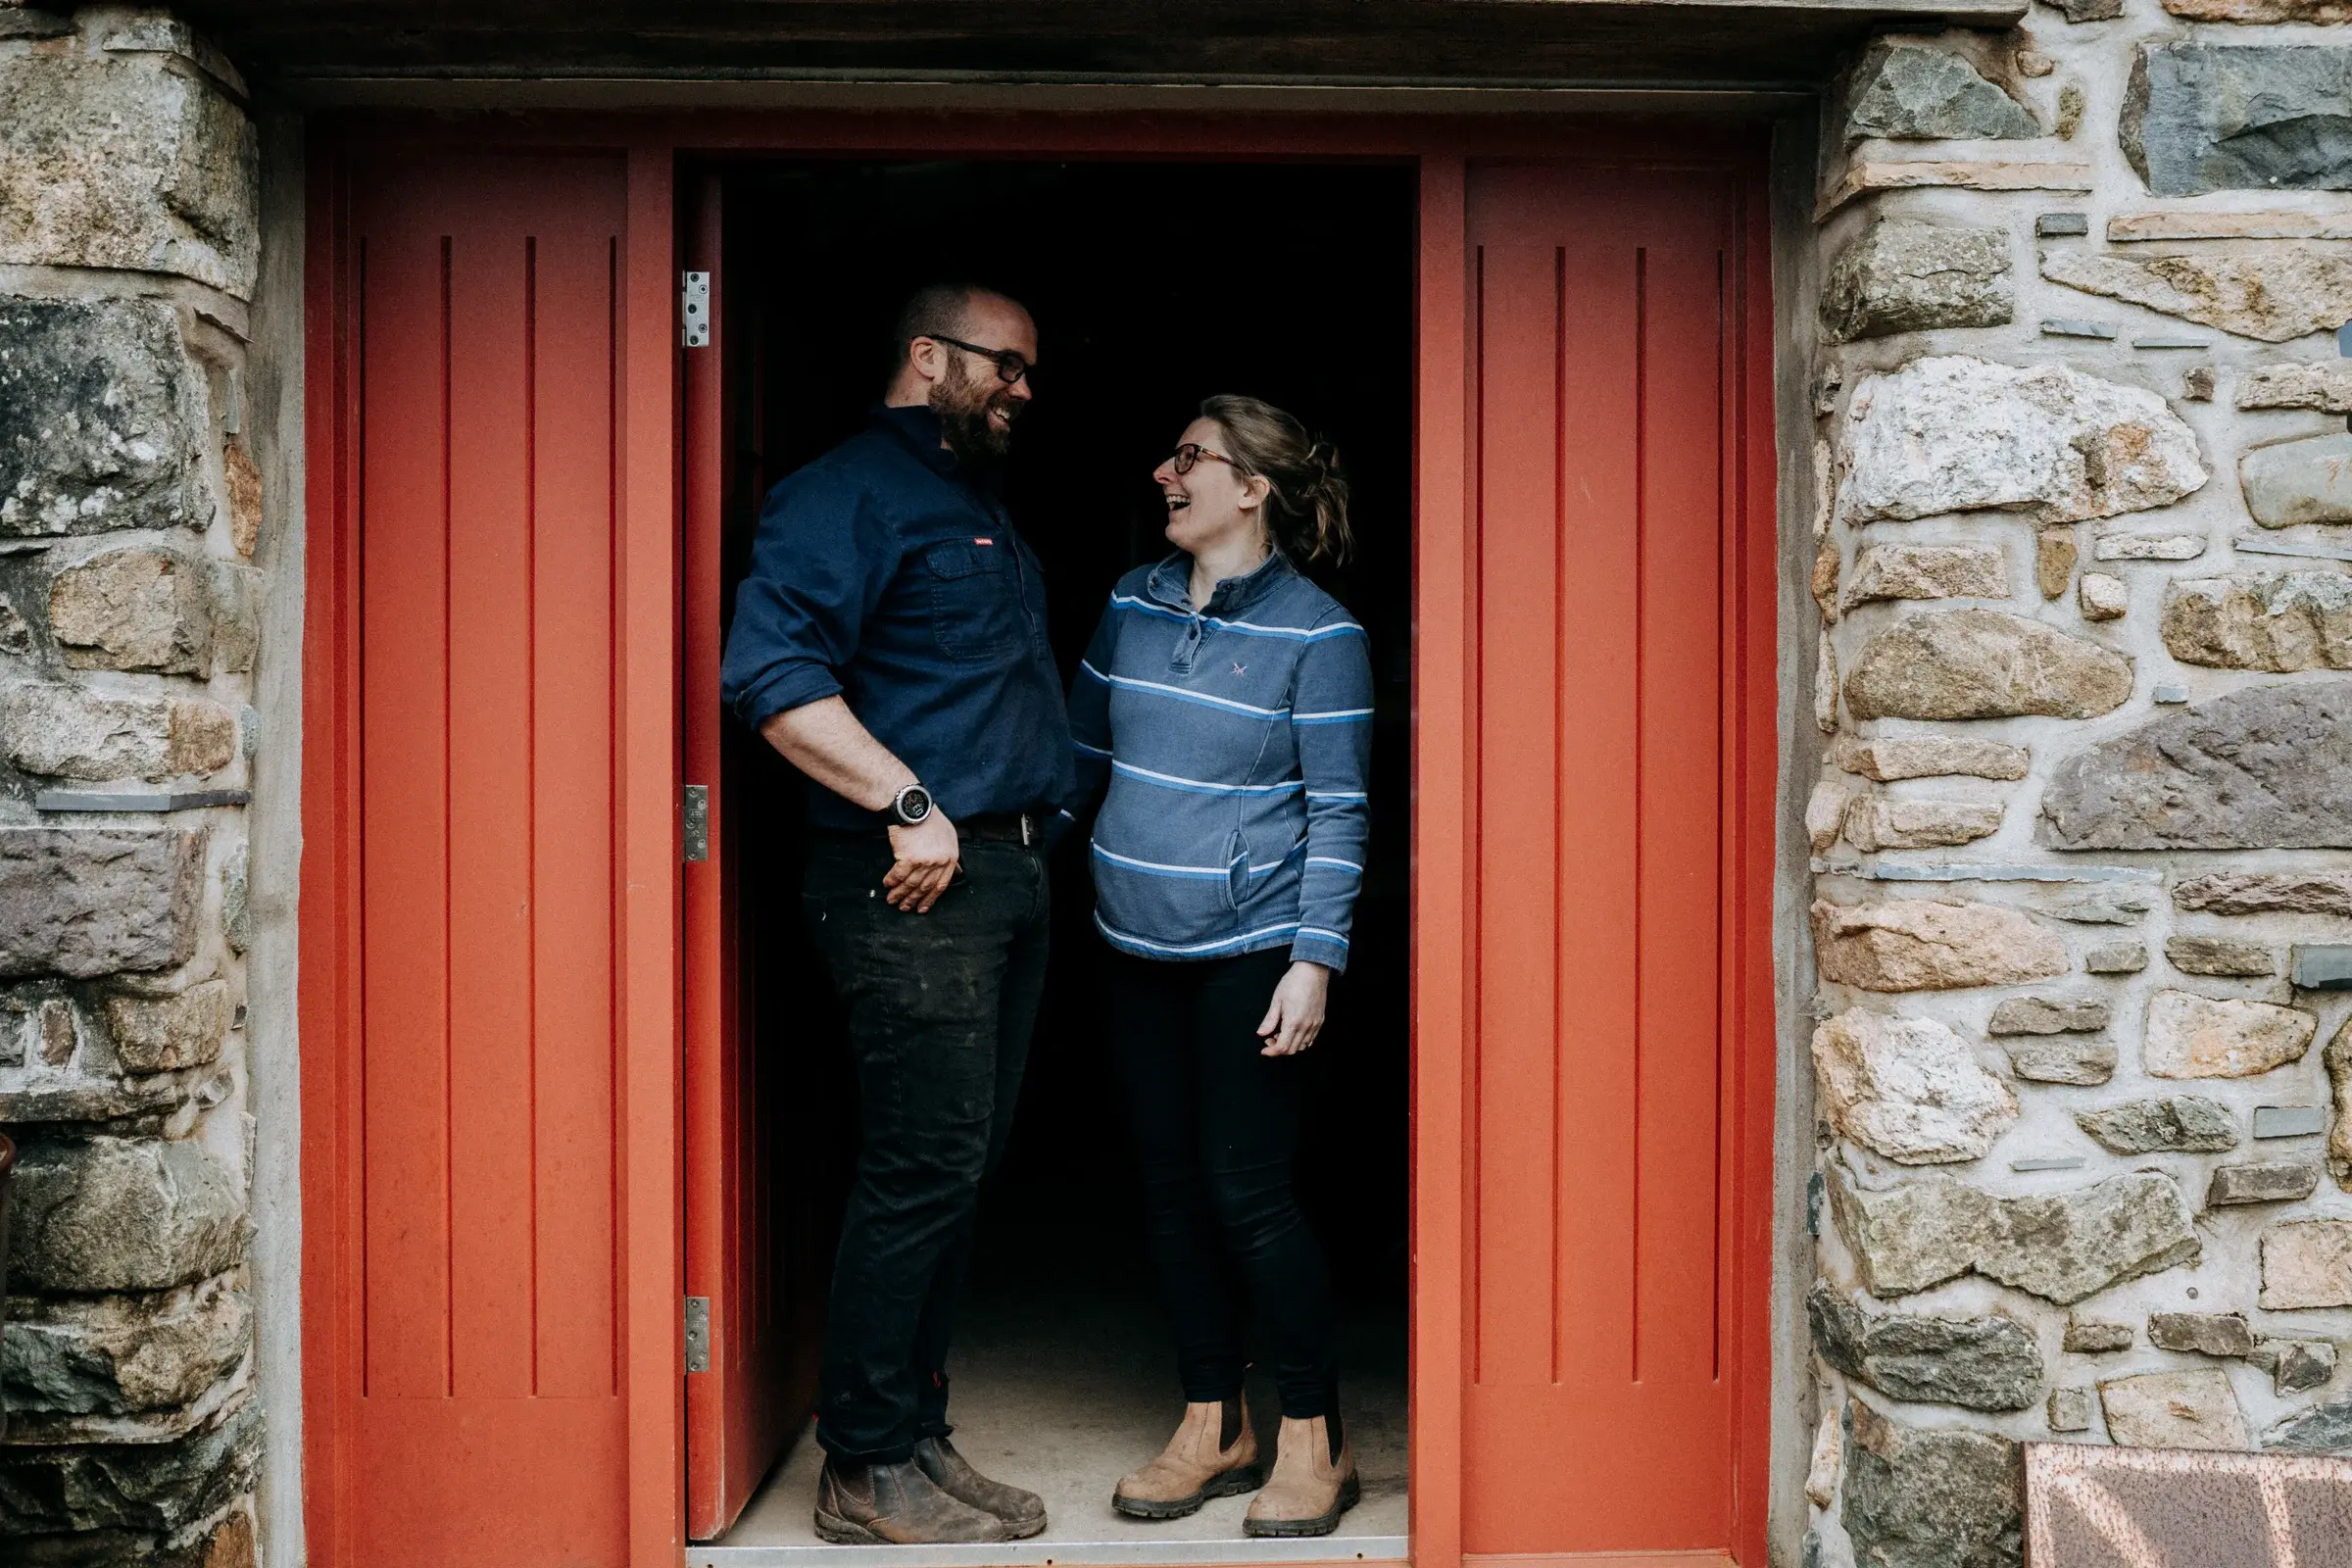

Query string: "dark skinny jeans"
[803, 833, 1050, 1464]
[1103, 944, 1338, 1419]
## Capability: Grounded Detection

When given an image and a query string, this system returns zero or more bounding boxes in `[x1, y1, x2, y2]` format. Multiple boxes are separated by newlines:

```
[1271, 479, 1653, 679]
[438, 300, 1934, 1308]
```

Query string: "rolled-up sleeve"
[720, 468, 892, 730]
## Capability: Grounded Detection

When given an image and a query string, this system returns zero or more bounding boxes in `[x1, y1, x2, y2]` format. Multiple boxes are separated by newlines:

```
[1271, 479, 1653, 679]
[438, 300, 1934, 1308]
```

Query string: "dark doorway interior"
[712, 159, 1414, 1548]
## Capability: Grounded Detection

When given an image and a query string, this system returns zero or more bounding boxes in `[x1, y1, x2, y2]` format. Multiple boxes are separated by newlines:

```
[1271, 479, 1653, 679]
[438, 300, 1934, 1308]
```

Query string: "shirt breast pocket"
[923, 539, 1025, 662]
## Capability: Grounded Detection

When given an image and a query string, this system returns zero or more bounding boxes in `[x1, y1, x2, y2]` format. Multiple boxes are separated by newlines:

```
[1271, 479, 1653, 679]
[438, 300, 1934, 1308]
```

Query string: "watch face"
[898, 786, 932, 823]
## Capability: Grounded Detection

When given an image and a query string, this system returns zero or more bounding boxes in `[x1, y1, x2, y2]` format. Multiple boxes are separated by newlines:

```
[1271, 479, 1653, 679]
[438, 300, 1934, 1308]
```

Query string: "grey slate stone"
[2038, 681, 2352, 851]
[1841, 1399, 2023, 1568]
[1821, 220, 2012, 345]
[1809, 1282, 2043, 1411]
[2242, 434, 2352, 529]
[2126, 44, 2352, 198]
[2037, 213, 2090, 238]
[0, 1394, 261, 1539]
[0, 827, 205, 979]
[0, 1271, 249, 1418]
[2210, 1161, 2322, 1205]
[0, 296, 210, 539]
[2268, 1397, 2352, 1451]
[2147, 1310, 2258, 1356]
[2250, 1338, 2337, 1394]
[7, 1136, 246, 1293]
[1845, 43, 2040, 142]
[2047, 1387, 2096, 1432]
[1831, 1166, 2200, 1303]
[2256, 1104, 2332, 1139]
[2084, 942, 2147, 974]
[2077, 1096, 2239, 1154]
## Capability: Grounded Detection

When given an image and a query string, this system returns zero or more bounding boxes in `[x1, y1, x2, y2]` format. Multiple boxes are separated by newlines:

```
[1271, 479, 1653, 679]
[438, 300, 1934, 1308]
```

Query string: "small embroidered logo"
[1232, 662, 1248, 676]
[973, 537, 994, 546]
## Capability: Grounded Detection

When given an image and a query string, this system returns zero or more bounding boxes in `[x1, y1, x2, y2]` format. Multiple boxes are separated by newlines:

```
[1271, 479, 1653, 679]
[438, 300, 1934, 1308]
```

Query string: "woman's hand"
[1257, 960, 1333, 1056]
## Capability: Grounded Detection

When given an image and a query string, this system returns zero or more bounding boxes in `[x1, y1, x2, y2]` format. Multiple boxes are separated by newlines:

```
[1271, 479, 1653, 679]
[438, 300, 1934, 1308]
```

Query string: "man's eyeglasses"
[924, 335, 1037, 390]
[1167, 443, 1240, 476]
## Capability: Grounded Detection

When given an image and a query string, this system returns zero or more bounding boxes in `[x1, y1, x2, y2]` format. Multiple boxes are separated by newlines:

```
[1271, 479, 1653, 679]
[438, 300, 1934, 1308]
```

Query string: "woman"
[1064, 396, 1373, 1538]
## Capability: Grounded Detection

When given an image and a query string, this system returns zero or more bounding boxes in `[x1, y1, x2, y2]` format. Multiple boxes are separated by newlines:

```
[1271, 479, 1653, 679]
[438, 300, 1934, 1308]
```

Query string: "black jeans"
[1104, 945, 1338, 1419]
[803, 833, 1050, 1463]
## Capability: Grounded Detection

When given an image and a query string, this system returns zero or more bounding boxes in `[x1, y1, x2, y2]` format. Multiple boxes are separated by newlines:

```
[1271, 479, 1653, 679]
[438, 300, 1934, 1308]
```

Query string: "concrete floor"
[697, 1285, 1407, 1567]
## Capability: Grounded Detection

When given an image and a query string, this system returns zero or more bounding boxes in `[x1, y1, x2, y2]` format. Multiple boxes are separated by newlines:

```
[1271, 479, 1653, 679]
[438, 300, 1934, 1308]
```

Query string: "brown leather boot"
[814, 1454, 1012, 1544]
[1112, 1395, 1262, 1519]
[912, 1435, 1048, 1539]
[1243, 1414, 1358, 1538]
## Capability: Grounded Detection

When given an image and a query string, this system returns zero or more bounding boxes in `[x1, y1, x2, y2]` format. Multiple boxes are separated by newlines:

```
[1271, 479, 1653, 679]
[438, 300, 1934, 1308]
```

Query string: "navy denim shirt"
[720, 405, 1074, 831]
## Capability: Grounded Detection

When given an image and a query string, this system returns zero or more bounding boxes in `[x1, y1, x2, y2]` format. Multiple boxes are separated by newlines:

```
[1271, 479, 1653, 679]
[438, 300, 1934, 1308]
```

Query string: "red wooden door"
[1436, 157, 1777, 1565]
[308, 149, 634, 1566]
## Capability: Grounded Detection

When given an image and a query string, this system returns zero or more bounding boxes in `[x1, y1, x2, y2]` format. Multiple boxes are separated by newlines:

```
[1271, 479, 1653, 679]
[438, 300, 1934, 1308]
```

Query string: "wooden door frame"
[301, 109, 1780, 1568]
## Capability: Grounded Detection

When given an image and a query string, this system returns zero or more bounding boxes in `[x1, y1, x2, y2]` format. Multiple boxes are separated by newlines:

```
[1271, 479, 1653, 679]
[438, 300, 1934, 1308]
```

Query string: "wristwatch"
[890, 782, 935, 826]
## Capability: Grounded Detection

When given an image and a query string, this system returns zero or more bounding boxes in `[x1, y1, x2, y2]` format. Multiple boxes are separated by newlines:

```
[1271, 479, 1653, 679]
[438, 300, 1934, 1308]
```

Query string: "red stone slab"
[2026, 1441, 2352, 1567]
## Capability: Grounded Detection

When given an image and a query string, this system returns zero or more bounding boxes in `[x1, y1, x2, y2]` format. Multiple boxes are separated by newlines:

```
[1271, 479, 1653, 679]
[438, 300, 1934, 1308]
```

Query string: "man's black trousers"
[803, 833, 1049, 1464]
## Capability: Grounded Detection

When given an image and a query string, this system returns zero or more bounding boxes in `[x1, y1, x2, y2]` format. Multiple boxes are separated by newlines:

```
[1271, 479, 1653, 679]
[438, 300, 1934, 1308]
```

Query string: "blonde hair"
[1199, 395, 1353, 566]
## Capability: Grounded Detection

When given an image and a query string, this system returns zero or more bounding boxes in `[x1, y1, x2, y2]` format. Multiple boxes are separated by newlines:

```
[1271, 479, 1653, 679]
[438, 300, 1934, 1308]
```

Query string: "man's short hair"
[890, 282, 1014, 368]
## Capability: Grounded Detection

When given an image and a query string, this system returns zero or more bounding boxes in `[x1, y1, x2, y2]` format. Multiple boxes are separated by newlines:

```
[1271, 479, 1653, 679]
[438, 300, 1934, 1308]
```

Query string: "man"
[720, 283, 1072, 1544]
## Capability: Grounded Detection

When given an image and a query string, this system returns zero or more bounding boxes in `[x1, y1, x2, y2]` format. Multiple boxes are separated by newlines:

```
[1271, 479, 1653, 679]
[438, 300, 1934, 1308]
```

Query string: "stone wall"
[1805, 9, 2352, 1567]
[0, 6, 264, 1565]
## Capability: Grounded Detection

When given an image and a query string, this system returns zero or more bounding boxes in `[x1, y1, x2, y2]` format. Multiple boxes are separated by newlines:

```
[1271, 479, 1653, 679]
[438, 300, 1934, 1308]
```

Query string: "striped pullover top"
[1065, 550, 1373, 973]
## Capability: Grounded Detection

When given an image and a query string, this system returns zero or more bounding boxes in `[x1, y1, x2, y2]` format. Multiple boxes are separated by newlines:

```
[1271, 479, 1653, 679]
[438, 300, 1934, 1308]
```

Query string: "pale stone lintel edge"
[2235, 531, 2352, 564]
[1817, 161, 2095, 220]
[1813, 858, 2169, 884]
[2109, 212, 2352, 243]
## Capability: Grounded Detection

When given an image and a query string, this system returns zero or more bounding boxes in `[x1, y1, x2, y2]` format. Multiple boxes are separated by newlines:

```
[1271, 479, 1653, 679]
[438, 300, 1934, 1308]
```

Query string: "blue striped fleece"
[1064, 550, 1373, 972]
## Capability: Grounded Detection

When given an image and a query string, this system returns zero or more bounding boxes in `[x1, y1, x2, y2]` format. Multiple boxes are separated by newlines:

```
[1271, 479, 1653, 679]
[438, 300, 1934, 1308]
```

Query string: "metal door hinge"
[681, 271, 711, 348]
[684, 1296, 711, 1372]
[683, 784, 709, 862]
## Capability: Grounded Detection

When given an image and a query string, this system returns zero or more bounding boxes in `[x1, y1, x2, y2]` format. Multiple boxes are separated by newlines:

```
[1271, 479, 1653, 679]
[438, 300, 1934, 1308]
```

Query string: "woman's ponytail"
[1199, 395, 1354, 567]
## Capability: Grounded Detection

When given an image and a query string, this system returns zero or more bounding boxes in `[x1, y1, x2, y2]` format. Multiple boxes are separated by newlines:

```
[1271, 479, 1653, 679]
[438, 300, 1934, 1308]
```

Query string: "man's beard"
[931, 355, 1021, 466]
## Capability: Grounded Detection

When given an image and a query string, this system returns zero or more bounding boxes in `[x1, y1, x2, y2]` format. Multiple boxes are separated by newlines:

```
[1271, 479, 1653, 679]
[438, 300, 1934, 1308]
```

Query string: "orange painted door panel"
[1457, 160, 1775, 1559]
[342, 151, 628, 1565]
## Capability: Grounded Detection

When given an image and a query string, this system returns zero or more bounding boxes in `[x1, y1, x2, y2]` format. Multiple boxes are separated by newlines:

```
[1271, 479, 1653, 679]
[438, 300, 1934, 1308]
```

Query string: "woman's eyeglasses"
[1167, 443, 1240, 475]
[925, 335, 1037, 390]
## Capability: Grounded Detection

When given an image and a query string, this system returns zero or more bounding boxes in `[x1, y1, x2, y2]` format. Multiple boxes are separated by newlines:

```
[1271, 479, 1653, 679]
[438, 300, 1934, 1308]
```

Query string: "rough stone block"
[2079, 572, 2127, 621]
[1841, 356, 2205, 526]
[2270, 1397, 2352, 1451]
[0, 52, 257, 295]
[1821, 219, 2012, 344]
[2177, 871, 2352, 916]
[2328, 1018, 2352, 1192]
[8, 1136, 245, 1293]
[2261, 1217, 2352, 1308]
[0, 1395, 261, 1540]
[2047, 1386, 2095, 1433]
[1820, 159, 2091, 214]
[2084, 941, 2148, 974]
[1809, 1282, 2042, 1410]
[2165, 935, 2277, 978]
[0, 827, 204, 979]
[1, 1271, 249, 1418]
[1841, 1400, 2021, 1568]
[1836, 736, 2029, 781]
[1831, 1165, 2199, 1303]
[2093, 531, 2204, 562]
[1989, 995, 2111, 1036]
[0, 296, 211, 539]
[105, 979, 232, 1074]
[2209, 1160, 2320, 1206]
[2241, 434, 2352, 528]
[2041, 246, 2352, 345]
[2098, 1369, 2250, 1449]
[1841, 797, 2004, 853]
[2064, 1317, 2133, 1353]
[2077, 1095, 2239, 1153]
[1843, 43, 2038, 141]
[222, 439, 261, 558]
[0, 682, 237, 781]
[1813, 899, 2068, 992]
[48, 548, 245, 676]
[1844, 610, 2132, 722]
[1813, 1007, 2020, 1164]
[2037, 527, 2079, 601]
[2249, 1338, 2336, 1394]
[1842, 543, 2009, 609]
[2126, 44, 2352, 198]
[2145, 990, 2317, 1079]
[1807, 779, 1851, 854]
[2239, 362, 2352, 414]
[2005, 1036, 2118, 1086]
[2147, 1311, 2258, 1357]
[2039, 682, 2352, 851]
[2040, 887, 2155, 926]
